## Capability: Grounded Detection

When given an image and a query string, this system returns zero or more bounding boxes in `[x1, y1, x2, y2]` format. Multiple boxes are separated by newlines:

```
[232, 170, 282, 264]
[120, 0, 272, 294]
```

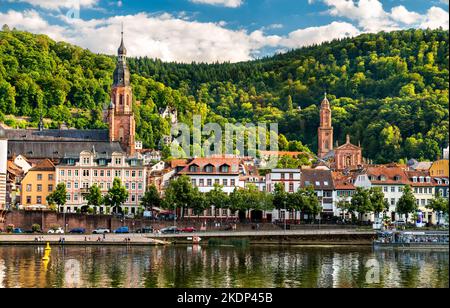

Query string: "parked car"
[69, 228, 86, 234]
[12, 228, 23, 234]
[113, 226, 129, 234]
[92, 228, 110, 234]
[48, 227, 65, 234]
[136, 226, 153, 234]
[179, 227, 196, 233]
[160, 226, 180, 234]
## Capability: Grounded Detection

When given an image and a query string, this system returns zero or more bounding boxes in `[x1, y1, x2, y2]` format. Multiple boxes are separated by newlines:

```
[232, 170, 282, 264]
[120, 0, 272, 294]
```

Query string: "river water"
[0, 245, 448, 288]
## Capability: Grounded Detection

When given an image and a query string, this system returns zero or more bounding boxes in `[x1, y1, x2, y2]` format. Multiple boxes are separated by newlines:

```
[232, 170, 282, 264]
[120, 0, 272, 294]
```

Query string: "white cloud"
[0, 9, 362, 63]
[189, 0, 243, 8]
[320, 0, 449, 32]
[9, 0, 99, 10]
[420, 6, 449, 29]
[390, 5, 422, 25]
[440, 0, 449, 5]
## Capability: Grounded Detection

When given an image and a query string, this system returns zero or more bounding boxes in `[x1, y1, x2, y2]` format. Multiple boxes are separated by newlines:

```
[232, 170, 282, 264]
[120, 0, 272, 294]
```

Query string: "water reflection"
[0, 245, 447, 288]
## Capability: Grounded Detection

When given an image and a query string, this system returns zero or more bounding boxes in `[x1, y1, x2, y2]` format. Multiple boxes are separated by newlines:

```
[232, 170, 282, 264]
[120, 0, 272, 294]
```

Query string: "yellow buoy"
[44, 242, 51, 252]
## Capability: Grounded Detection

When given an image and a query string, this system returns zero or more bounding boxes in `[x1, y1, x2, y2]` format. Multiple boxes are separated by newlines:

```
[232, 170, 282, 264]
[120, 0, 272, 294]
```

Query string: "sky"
[0, 0, 448, 63]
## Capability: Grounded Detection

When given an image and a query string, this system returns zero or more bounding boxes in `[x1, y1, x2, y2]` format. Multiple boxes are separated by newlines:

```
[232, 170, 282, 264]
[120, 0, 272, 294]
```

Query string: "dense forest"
[0, 26, 448, 163]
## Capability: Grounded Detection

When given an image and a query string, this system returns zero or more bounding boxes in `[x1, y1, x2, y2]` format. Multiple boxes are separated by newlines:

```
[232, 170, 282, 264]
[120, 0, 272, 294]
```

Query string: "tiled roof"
[30, 159, 55, 172]
[259, 151, 309, 157]
[405, 170, 434, 187]
[432, 177, 449, 186]
[365, 165, 408, 184]
[301, 169, 333, 190]
[332, 171, 355, 190]
[179, 157, 241, 175]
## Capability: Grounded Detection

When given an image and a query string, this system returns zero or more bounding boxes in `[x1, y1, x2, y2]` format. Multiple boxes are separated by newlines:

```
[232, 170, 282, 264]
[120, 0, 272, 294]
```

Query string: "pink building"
[56, 150, 146, 214]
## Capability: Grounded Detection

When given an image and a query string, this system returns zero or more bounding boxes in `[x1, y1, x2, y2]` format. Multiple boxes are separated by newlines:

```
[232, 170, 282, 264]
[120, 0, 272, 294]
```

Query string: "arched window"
[204, 165, 214, 173]
[189, 165, 199, 172]
[220, 165, 230, 173]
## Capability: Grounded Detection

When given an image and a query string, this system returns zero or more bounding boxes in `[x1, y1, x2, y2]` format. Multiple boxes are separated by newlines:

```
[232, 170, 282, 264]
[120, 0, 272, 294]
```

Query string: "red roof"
[179, 157, 241, 175]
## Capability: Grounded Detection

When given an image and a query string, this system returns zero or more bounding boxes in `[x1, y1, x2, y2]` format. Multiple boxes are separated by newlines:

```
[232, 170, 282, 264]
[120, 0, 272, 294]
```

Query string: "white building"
[178, 157, 244, 194]
[0, 138, 7, 210]
[56, 151, 147, 214]
[406, 170, 435, 224]
[265, 169, 301, 193]
[13, 155, 32, 174]
[444, 146, 449, 160]
[354, 165, 408, 222]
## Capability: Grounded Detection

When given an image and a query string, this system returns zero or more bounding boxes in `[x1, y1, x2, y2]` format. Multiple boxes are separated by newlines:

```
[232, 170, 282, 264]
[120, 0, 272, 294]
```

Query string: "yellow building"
[20, 159, 55, 207]
[429, 160, 449, 177]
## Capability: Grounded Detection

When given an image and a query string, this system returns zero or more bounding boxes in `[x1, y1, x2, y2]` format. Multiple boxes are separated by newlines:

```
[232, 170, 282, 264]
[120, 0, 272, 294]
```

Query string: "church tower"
[318, 93, 333, 158]
[108, 27, 136, 155]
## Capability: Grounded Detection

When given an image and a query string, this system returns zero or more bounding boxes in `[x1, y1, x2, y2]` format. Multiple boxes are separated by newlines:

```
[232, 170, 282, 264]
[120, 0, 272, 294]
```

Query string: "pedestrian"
[103, 233, 106, 240]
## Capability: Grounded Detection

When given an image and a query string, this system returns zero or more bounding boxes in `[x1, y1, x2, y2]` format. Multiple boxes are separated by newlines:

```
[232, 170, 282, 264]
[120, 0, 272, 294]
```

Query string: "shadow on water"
[0, 245, 447, 288]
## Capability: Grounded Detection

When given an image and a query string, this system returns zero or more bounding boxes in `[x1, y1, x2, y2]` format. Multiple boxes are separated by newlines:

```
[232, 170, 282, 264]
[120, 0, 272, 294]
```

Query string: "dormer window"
[379, 175, 386, 181]
[426, 176, 431, 183]
[394, 175, 401, 181]
[82, 157, 90, 165]
[220, 165, 230, 173]
[98, 159, 107, 166]
[115, 158, 122, 165]
[67, 159, 75, 166]
[189, 165, 199, 172]
[413, 176, 417, 183]
[204, 164, 214, 173]
[419, 176, 424, 183]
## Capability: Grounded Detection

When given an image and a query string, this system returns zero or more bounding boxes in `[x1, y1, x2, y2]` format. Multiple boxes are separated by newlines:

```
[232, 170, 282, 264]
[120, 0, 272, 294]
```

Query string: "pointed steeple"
[118, 22, 127, 56]
[321, 92, 330, 108]
[113, 23, 130, 87]
[346, 134, 351, 144]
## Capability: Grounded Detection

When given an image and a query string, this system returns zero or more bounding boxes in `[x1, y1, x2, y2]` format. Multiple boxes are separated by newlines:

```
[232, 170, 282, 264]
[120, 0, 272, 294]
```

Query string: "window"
[74, 182, 79, 189]
[207, 179, 212, 186]
[131, 183, 136, 190]
[391, 186, 395, 192]
[315, 181, 320, 186]
[413, 177, 417, 183]
[281, 173, 285, 180]
[48, 184, 53, 192]
[67, 159, 75, 165]
[26, 196, 31, 204]
[83, 157, 90, 165]
[419, 188, 423, 194]
[204, 165, 214, 173]
[67, 194, 71, 201]
[26, 184, 32, 192]
[289, 183, 294, 192]
[100, 183, 104, 189]
[426, 177, 431, 183]
[220, 165, 229, 173]
[115, 158, 122, 165]
[391, 198, 395, 206]
[419, 176, 424, 183]
[324, 181, 329, 186]
[83, 183, 89, 189]
[107, 170, 111, 177]
[74, 194, 78, 201]
[98, 159, 107, 166]
[94, 170, 98, 177]
[67, 170, 72, 177]
[83, 170, 89, 177]
[290, 173, 294, 180]
[215, 179, 220, 185]
[125, 170, 130, 177]
[115, 170, 121, 177]
[37, 174, 42, 181]
[199, 179, 204, 187]
[60, 170, 65, 177]
[130, 160, 137, 166]
[138, 171, 143, 177]
[421, 199, 425, 206]
[192, 179, 197, 186]
[48, 174, 54, 181]
[399, 187, 403, 192]
[100, 170, 105, 177]
[125, 183, 130, 189]
[231, 179, 236, 186]
[132, 171, 136, 177]
[222, 209, 228, 216]
[36, 184, 42, 192]
[383, 186, 388, 192]
[223, 179, 228, 186]
[131, 195, 136, 202]
[75, 170, 79, 177]
[189, 165, 199, 172]
[36, 196, 42, 204]
[107, 183, 111, 189]
[305, 181, 310, 186]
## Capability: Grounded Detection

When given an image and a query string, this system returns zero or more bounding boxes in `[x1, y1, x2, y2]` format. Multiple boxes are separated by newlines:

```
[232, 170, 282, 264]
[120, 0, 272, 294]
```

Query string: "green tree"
[47, 183, 67, 211]
[351, 187, 372, 222]
[369, 187, 389, 217]
[141, 184, 161, 211]
[104, 178, 129, 214]
[206, 184, 230, 216]
[396, 185, 418, 222]
[427, 196, 449, 224]
[163, 175, 195, 218]
[85, 184, 103, 214]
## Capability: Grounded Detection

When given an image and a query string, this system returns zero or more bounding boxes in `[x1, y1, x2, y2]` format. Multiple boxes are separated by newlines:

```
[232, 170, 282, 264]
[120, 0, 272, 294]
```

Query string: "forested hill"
[0, 27, 448, 163]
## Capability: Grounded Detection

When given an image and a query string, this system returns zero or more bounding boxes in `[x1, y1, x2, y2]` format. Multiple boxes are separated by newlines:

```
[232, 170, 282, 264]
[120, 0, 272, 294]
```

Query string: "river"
[0, 245, 448, 288]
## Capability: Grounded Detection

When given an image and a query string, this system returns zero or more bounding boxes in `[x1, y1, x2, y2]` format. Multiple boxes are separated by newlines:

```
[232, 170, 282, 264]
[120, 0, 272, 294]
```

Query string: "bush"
[32, 224, 41, 233]
[87, 207, 94, 214]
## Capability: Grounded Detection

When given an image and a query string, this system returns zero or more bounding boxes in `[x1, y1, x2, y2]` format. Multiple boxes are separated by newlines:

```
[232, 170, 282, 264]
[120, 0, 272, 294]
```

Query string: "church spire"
[113, 23, 130, 87]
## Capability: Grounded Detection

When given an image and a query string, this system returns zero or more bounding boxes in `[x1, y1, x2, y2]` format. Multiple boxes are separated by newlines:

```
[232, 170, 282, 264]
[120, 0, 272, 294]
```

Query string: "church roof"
[2, 128, 109, 142]
[7, 140, 123, 160]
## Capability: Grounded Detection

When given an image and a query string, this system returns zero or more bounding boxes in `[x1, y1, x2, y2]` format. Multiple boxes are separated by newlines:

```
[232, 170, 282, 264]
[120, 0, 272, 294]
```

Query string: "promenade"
[0, 229, 376, 246]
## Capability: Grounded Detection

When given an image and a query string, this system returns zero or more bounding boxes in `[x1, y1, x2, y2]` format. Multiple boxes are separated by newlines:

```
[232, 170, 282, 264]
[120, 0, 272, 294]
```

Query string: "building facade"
[0, 138, 7, 210]
[265, 169, 301, 193]
[301, 169, 334, 218]
[56, 151, 146, 214]
[406, 170, 435, 224]
[20, 159, 55, 208]
[429, 159, 449, 177]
